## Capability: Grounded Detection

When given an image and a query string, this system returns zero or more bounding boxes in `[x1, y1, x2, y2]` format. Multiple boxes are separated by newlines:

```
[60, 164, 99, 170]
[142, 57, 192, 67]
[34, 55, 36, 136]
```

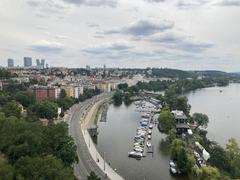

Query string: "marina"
[96, 102, 189, 180]
[128, 100, 161, 159]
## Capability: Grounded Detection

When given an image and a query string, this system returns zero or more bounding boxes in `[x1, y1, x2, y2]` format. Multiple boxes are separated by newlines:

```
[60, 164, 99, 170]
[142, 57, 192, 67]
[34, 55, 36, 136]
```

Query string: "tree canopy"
[194, 166, 221, 180]
[193, 113, 209, 129]
[158, 109, 175, 133]
[30, 101, 58, 120]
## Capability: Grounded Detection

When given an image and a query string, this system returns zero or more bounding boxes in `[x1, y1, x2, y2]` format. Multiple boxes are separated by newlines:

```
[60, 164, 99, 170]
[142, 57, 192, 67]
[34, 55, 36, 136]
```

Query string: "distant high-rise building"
[7, 59, 14, 68]
[41, 59, 45, 68]
[36, 59, 45, 69]
[86, 65, 91, 71]
[36, 59, 40, 66]
[24, 57, 32, 67]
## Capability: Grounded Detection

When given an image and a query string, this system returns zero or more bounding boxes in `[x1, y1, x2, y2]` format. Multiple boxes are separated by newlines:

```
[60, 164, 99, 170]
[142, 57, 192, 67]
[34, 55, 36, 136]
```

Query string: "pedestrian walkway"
[81, 100, 124, 180]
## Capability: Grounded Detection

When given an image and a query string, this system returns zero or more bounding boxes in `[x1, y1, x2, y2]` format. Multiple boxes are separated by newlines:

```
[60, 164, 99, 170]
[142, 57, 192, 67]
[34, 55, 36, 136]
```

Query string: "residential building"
[74, 86, 84, 99]
[63, 86, 75, 97]
[171, 110, 190, 134]
[7, 59, 14, 67]
[31, 86, 56, 101]
[24, 57, 32, 67]
[36, 59, 45, 69]
[55, 88, 61, 98]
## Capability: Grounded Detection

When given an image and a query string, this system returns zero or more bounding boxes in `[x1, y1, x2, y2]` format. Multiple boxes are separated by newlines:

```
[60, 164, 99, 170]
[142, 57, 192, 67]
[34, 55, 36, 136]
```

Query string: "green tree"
[170, 139, 187, 160]
[118, 83, 128, 91]
[158, 109, 175, 133]
[42, 122, 78, 166]
[112, 91, 123, 105]
[123, 93, 131, 105]
[192, 113, 209, 129]
[177, 148, 195, 174]
[59, 89, 67, 98]
[195, 166, 221, 180]
[209, 145, 231, 172]
[226, 138, 240, 178]
[168, 128, 177, 143]
[88, 171, 101, 180]
[30, 101, 58, 119]
[0, 93, 11, 106]
[164, 85, 178, 110]
[14, 91, 35, 107]
[2, 100, 22, 118]
[176, 96, 191, 115]
[15, 156, 75, 180]
[0, 158, 14, 180]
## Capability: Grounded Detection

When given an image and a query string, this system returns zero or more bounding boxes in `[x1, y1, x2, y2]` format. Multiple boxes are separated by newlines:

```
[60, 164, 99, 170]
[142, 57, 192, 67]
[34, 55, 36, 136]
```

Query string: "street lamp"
[103, 152, 106, 171]
[88, 134, 90, 148]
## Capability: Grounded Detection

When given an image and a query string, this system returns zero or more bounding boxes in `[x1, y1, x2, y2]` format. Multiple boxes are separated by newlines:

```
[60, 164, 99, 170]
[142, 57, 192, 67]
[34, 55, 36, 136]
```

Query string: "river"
[95, 103, 188, 180]
[187, 83, 240, 145]
[95, 83, 240, 180]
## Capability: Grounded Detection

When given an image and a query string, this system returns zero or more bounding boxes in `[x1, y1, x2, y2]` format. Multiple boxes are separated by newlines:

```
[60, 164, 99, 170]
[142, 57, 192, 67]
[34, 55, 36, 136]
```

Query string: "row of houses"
[30, 80, 119, 101]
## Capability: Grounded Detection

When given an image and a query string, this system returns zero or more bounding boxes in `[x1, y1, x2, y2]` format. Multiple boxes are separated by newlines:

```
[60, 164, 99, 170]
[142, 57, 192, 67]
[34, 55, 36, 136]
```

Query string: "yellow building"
[63, 86, 75, 97]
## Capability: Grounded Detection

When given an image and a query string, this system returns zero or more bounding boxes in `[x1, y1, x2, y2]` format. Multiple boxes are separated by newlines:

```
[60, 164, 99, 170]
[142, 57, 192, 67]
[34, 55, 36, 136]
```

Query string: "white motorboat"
[170, 167, 177, 174]
[128, 151, 142, 158]
[146, 142, 151, 148]
[148, 135, 151, 140]
[134, 147, 144, 153]
[149, 124, 153, 129]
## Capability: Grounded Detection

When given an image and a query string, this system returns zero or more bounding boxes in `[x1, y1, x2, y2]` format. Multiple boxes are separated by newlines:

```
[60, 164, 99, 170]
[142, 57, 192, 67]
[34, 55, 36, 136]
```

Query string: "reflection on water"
[96, 103, 189, 180]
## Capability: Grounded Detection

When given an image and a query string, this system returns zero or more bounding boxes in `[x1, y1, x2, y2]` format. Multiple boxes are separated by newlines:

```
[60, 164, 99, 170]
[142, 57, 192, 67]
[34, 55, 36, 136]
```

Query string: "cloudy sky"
[0, 0, 240, 71]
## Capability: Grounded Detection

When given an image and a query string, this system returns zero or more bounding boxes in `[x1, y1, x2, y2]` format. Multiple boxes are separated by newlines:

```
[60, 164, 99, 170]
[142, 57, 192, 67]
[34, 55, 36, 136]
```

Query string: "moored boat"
[146, 142, 151, 148]
[128, 151, 143, 158]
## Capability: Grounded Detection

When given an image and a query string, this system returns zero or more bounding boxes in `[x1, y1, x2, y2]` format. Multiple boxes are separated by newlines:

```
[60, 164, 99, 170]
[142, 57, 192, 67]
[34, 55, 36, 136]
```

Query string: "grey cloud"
[30, 46, 64, 53]
[61, 0, 118, 7]
[26, 0, 70, 17]
[218, 0, 240, 6]
[177, 0, 209, 8]
[88, 23, 99, 28]
[82, 41, 133, 54]
[149, 32, 214, 52]
[144, 0, 165, 2]
[93, 35, 105, 38]
[29, 40, 64, 53]
[27, 0, 41, 7]
[103, 19, 174, 36]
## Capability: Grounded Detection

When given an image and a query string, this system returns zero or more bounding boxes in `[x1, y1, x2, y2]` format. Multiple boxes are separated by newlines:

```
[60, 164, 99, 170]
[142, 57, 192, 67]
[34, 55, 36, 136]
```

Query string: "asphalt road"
[68, 94, 110, 180]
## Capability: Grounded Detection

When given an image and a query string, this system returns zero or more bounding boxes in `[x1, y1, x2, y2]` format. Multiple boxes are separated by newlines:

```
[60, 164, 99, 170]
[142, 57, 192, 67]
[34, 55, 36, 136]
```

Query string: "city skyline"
[0, 0, 240, 71]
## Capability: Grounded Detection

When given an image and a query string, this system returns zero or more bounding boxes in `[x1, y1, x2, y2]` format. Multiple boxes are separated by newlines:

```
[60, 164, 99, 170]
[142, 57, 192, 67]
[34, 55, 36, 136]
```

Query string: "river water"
[187, 83, 240, 145]
[95, 83, 240, 180]
[96, 103, 188, 180]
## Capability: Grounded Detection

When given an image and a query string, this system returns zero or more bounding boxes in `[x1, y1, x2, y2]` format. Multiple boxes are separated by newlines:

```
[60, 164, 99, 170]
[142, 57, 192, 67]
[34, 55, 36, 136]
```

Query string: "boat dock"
[128, 100, 161, 159]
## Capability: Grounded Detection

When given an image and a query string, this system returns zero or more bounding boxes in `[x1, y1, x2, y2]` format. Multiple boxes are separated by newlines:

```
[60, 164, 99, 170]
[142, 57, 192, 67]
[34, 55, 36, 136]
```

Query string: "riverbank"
[80, 95, 124, 180]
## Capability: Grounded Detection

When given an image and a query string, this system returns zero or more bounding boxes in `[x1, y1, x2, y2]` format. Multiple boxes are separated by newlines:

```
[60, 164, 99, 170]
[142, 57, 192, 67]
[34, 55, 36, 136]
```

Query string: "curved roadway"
[68, 94, 111, 180]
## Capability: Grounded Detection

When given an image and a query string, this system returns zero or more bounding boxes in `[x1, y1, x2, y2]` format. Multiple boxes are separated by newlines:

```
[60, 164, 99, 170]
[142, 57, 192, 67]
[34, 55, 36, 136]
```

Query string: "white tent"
[202, 149, 210, 161]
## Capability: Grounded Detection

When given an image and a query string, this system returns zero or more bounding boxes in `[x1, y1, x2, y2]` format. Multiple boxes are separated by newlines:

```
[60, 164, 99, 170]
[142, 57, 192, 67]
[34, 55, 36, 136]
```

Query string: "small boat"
[169, 160, 176, 167]
[149, 124, 153, 129]
[146, 142, 151, 148]
[148, 130, 152, 135]
[140, 122, 148, 127]
[141, 113, 150, 118]
[148, 135, 151, 140]
[134, 147, 144, 153]
[128, 151, 142, 158]
[134, 145, 144, 149]
[170, 167, 177, 174]
[134, 139, 144, 143]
